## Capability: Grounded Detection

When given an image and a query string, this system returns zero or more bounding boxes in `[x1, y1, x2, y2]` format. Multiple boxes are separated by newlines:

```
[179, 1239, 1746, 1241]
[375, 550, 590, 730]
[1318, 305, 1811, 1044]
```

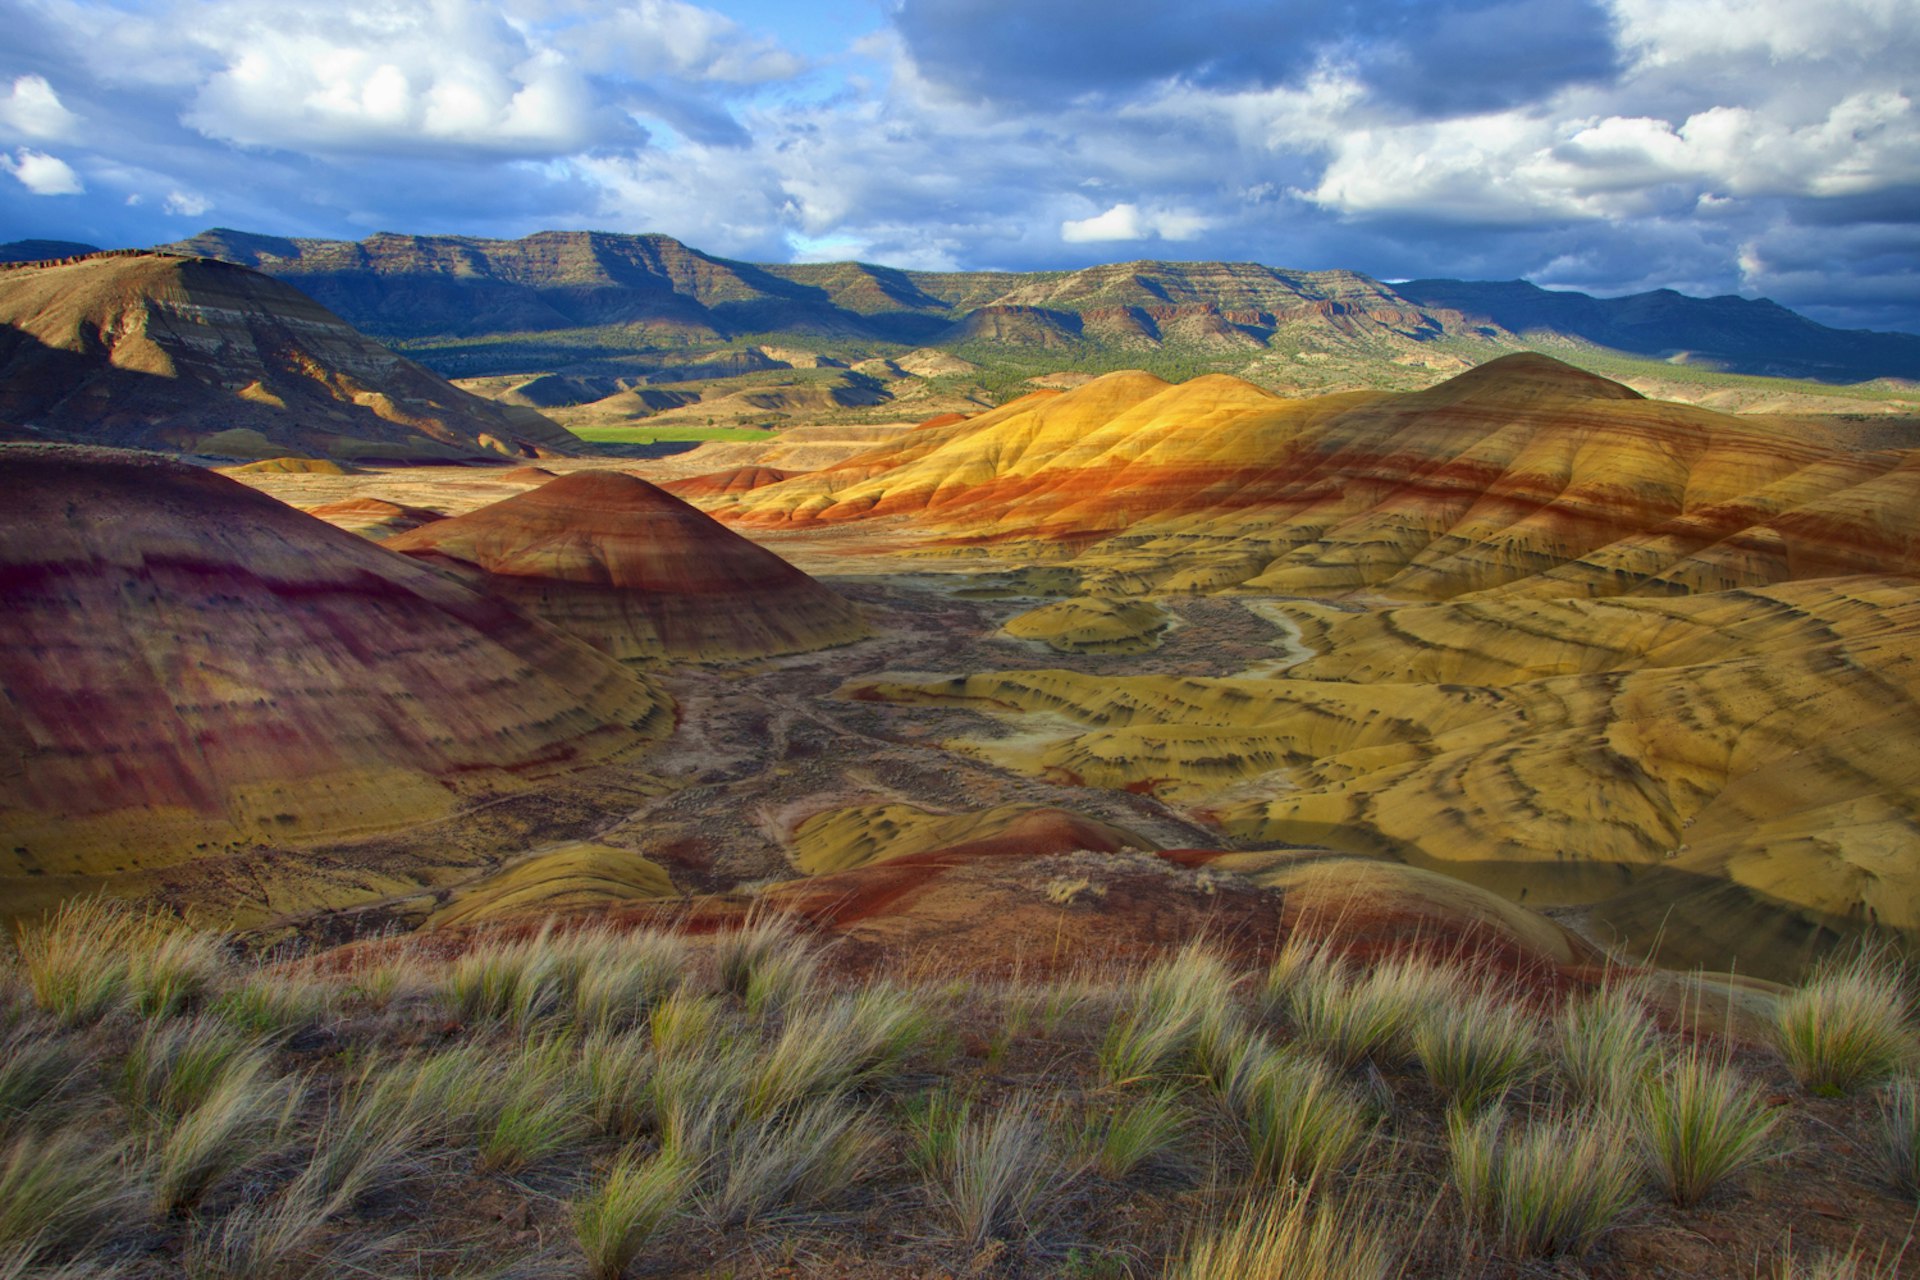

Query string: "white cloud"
[0, 147, 84, 194]
[0, 75, 80, 141]
[1061, 202, 1211, 242]
[163, 189, 211, 216]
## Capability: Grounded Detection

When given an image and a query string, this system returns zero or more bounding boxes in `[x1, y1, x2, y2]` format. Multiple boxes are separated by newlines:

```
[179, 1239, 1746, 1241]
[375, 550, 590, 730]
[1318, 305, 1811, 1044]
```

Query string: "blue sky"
[2, 0, 1917, 331]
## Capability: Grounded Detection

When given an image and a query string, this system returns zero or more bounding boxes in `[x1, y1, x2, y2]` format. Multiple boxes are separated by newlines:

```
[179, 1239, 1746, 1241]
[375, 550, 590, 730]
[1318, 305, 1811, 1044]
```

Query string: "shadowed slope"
[723, 354, 1920, 601]
[0, 446, 671, 901]
[0, 252, 576, 459]
[386, 470, 867, 661]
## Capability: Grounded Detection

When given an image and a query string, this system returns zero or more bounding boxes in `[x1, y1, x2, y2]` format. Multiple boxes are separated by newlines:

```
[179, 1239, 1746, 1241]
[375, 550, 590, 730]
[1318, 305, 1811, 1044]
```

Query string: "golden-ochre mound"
[427, 843, 676, 929]
[302, 497, 446, 540]
[220, 457, 351, 475]
[0, 445, 671, 910]
[1002, 596, 1173, 653]
[384, 469, 868, 661]
[788, 802, 1149, 875]
[0, 253, 576, 460]
[721, 354, 1920, 601]
[851, 572, 1920, 978]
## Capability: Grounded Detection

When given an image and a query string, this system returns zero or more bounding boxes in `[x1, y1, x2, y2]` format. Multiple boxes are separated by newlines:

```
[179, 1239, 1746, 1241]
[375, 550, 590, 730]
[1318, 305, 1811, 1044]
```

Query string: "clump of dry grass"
[0, 1032, 83, 1134]
[1875, 1076, 1920, 1198]
[1775, 950, 1915, 1097]
[714, 911, 811, 1002]
[16, 899, 207, 1026]
[147, 1058, 303, 1214]
[1078, 1087, 1187, 1179]
[1167, 1186, 1394, 1280]
[476, 1035, 590, 1173]
[921, 1095, 1063, 1248]
[1557, 983, 1658, 1107]
[1413, 988, 1537, 1114]
[1236, 1045, 1370, 1185]
[573, 1148, 690, 1280]
[0, 1130, 130, 1262]
[1637, 1046, 1779, 1206]
[706, 1095, 882, 1226]
[1097, 944, 1233, 1088]
[1449, 1106, 1640, 1259]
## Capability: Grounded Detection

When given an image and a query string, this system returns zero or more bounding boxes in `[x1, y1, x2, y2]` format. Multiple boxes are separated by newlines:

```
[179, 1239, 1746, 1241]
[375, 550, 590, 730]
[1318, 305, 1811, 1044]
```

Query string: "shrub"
[1775, 951, 1915, 1096]
[1638, 1048, 1779, 1206]
[573, 1149, 690, 1280]
[1413, 990, 1537, 1114]
[1449, 1107, 1640, 1258]
[1167, 1186, 1394, 1280]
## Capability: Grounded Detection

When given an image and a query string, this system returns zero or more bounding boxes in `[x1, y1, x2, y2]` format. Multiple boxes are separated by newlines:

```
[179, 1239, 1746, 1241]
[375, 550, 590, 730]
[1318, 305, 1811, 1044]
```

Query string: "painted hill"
[0, 445, 672, 916]
[384, 469, 868, 661]
[164, 227, 1920, 384]
[719, 354, 1920, 601]
[0, 251, 579, 459]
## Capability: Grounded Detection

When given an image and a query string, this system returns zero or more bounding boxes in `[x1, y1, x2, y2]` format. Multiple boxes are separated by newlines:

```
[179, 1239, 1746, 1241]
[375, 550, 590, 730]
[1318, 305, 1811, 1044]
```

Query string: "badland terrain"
[2, 241, 1920, 1277]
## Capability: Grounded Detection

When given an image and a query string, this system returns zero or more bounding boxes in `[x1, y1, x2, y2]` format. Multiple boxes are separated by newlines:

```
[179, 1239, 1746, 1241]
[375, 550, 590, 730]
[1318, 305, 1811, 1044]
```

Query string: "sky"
[1, 0, 1917, 332]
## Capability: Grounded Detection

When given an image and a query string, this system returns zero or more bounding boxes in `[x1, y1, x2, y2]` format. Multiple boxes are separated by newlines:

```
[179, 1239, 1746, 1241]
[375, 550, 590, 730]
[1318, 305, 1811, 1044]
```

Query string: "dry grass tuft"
[922, 1095, 1062, 1248]
[1775, 951, 1915, 1097]
[1638, 1047, 1779, 1206]
[1167, 1185, 1394, 1280]
[1413, 988, 1537, 1114]
[1558, 984, 1658, 1107]
[573, 1148, 690, 1280]
[1450, 1106, 1640, 1259]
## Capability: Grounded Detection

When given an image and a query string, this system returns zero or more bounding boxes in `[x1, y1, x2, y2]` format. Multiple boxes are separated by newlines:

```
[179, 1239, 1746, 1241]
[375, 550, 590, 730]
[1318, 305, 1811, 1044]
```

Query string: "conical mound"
[0, 445, 671, 899]
[385, 469, 868, 660]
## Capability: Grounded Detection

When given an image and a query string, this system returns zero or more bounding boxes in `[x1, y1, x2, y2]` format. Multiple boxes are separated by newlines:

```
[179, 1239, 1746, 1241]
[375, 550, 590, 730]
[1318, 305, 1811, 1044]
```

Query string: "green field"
[566, 425, 779, 445]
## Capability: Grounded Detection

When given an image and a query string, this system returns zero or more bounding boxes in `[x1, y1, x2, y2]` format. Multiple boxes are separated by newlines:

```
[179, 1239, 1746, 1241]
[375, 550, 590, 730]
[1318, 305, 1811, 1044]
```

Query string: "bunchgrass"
[0, 1130, 128, 1260]
[1097, 946, 1233, 1088]
[1558, 984, 1658, 1106]
[209, 975, 332, 1037]
[1638, 1047, 1780, 1206]
[1238, 1046, 1369, 1185]
[1167, 1186, 1394, 1280]
[1876, 1076, 1920, 1198]
[126, 927, 224, 1020]
[0, 1033, 81, 1133]
[1450, 1107, 1640, 1258]
[706, 1095, 880, 1225]
[582, 1029, 656, 1139]
[1080, 1087, 1187, 1179]
[118, 1018, 260, 1123]
[572, 930, 688, 1033]
[16, 898, 143, 1026]
[1775, 950, 1915, 1097]
[574, 1148, 690, 1279]
[714, 911, 810, 1001]
[1412, 989, 1537, 1114]
[924, 1096, 1060, 1247]
[476, 1036, 589, 1173]
[148, 1061, 302, 1214]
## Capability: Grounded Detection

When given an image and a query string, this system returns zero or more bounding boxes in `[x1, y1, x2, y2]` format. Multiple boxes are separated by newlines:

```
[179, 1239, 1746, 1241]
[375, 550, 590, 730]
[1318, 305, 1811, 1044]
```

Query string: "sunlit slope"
[851, 576, 1920, 974]
[0, 446, 671, 894]
[789, 802, 1150, 875]
[427, 843, 676, 929]
[1001, 597, 1172, 653]
[385, 470, 868, 662]
[724, 355, 1920, 600]
[0, 252, 575, 459]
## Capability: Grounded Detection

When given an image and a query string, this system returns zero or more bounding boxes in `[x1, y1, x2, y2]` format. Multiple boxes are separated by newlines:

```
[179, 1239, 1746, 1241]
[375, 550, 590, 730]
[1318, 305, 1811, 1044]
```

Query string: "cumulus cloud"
[1061, 202, 1210, 242]
[0, 74, 80, 140]
[1, 147, 83, 194]
[0, 0, 1916, 330]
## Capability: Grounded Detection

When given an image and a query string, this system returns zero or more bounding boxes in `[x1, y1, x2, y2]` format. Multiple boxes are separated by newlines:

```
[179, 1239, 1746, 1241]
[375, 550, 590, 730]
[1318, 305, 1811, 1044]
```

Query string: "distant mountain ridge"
[154, 227, 1920, 385]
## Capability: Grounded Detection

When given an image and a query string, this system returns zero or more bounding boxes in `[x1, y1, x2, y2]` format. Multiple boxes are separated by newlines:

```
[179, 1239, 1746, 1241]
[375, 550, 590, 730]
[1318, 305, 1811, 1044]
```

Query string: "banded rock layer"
[719, 354, 1920, 601]
[386, 470, 867, 662]
[0, 446, 671, 904]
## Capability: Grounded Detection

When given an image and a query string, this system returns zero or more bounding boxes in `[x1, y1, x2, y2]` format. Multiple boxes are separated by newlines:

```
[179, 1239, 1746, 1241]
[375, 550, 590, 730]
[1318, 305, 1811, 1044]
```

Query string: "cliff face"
[0, 252, 578, 459]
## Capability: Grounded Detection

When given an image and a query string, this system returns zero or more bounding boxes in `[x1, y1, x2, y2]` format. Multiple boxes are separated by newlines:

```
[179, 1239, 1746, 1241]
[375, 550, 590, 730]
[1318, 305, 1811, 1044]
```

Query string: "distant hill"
[0, 251, 579, 459]
[0, 238, 100, 263]
[162, 227, 1920, 387]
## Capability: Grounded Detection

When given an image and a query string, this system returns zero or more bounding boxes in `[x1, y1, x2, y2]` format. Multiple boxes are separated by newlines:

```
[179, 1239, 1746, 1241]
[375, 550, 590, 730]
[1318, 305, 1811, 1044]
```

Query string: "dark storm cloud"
[890, 0, 1619, 116]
